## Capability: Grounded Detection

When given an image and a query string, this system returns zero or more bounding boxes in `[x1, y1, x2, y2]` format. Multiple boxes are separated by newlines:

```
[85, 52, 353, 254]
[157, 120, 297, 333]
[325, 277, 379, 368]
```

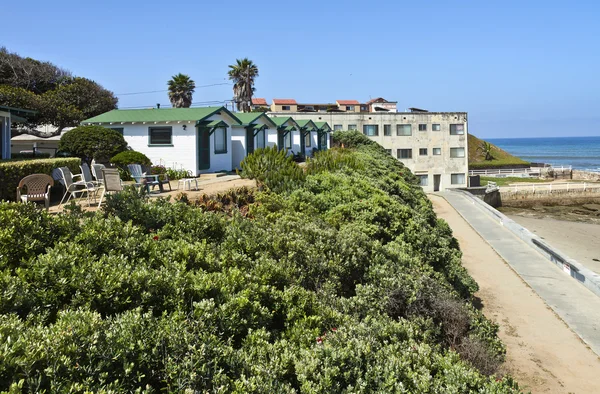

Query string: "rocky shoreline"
[499, 203, 600, 224]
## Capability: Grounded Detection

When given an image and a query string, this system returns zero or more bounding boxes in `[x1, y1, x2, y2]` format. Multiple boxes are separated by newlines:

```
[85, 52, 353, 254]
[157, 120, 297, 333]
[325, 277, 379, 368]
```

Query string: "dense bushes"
[110, 150, 152, 167]
[0, 157, 80, 201]
[240, 145, 305, 193]
[59, 125, 127, 163]
[0, 132, 522, 392]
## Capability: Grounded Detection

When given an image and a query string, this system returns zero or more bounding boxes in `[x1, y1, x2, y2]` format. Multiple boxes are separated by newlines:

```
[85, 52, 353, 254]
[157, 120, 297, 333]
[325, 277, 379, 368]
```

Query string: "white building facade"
[274, 111, 468, 192]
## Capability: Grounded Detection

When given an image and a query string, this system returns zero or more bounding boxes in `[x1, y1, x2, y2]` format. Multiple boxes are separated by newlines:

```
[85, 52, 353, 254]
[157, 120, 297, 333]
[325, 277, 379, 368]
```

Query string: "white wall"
[291, 130, 301, 153]
[119, 113, 235, 175]
[231, 126, 246, 171]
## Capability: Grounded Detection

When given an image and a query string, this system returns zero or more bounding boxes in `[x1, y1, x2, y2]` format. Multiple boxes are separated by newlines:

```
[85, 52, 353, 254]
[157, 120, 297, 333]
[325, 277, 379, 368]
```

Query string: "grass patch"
[469, 134, 530, 169]
[480, 176, 548, 186]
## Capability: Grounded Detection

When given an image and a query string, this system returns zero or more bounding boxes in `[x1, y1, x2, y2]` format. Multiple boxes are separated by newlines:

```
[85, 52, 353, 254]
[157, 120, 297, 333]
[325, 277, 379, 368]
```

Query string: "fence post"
[532, 184, 535, 193]
[567, 183, 570, 192]
[550, 184, 552, 193]
[584, 182, 587, 191]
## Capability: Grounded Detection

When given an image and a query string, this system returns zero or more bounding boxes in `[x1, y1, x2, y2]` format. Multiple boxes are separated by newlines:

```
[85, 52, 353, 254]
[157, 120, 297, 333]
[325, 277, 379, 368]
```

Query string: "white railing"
[469, 165, 572, 177]
[500, 182, 600, 193]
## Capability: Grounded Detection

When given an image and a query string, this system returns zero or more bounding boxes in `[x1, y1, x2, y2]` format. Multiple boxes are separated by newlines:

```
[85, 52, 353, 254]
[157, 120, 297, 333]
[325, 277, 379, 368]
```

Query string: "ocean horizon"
[487, 136, 600, 171]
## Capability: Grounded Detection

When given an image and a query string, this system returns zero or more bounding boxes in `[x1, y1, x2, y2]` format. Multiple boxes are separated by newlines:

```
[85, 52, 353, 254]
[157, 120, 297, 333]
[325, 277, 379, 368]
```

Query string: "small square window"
[451, 173, 466, 184]
[214, 128, 227, 153]
[450, 147, 465, 158]
[397, 148, 412, 159]
[363, 125, 379, 136]
[419, 148, 428, 156]
[149, 127, 172, 145]
[282, 105, 291, 111]
[418, 124, 427, 131]
[450, 124, 465, 135]
[346, 105, 354, 111]
[432, 124, 441, 131]
[384, 124, 392, 136]
[397, 124, 412, 136]
[334, 124, 343, 131]
[418, 174, 428, 186]
[348, 124, 357, 130]
[433, 148, 441, 155]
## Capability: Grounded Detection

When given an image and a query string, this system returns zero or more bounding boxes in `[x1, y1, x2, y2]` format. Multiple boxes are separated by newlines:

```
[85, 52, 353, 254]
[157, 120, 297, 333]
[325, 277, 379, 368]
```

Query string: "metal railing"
[469, 165, 572, 177]
[500, 181, 600, 193]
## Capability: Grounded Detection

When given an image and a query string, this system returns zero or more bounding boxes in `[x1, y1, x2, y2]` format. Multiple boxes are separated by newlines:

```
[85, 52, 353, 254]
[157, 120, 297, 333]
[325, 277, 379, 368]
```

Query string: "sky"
[3, 0, 600, 138]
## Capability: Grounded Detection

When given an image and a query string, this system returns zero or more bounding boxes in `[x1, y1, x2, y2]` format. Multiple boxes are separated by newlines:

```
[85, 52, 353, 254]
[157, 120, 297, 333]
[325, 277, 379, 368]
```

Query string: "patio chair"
[97, 168, 123, 208]
[80, 162, 101, 187]
[16, 174, 54, 210]
[91, 164, 106, 184]
[58, 166, 99, 206]
[127, 164, 172, 193]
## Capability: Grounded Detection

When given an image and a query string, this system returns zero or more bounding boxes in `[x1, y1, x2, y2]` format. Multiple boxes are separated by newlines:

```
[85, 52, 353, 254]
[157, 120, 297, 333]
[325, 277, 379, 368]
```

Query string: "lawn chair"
[97, 168, 123, 208]
[127, 164, 172, 193]
[80, 162, 101, 187]
[17, 174, 54, 210]
[58, 167, 99, 206]
[91, 164, 106, 184]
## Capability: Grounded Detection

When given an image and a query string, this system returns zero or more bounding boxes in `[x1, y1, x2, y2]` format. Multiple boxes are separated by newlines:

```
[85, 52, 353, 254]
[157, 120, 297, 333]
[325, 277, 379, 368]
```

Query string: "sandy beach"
[503, 213, 600, 275]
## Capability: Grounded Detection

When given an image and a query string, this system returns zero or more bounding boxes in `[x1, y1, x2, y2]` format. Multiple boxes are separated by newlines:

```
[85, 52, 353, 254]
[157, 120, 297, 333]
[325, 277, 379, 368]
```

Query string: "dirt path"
[430, 195, 600, 394]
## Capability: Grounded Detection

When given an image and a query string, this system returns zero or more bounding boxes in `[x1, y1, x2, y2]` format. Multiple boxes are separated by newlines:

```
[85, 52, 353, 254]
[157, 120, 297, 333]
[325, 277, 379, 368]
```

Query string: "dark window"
[433, 147, 441, 155]
[384, 124, 392, 136]
[418, 175, 428, 186]
[214, 128, 227, 153]
[432, 124, 441, 131]
[334, 124, 343, 131]
[149, 127, 172, 145]
[419, 148, 428, 156]
[282, 105, 291, 111]
[418, 124, 427, 131]
[305, 132, 312, 147]
[397, 149, 412, 159]
[451, 173, 465, 184]
[363, 125, 379, 136]
[285, 132, 292, 149]
[450, 147, 465, 158]
[109, 127, 124, 135]
[397, 124, 412, 136]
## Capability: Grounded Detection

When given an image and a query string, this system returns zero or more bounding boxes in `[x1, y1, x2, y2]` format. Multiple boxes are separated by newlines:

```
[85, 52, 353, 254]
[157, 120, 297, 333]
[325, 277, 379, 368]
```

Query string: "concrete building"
[270, 111, 468, 192]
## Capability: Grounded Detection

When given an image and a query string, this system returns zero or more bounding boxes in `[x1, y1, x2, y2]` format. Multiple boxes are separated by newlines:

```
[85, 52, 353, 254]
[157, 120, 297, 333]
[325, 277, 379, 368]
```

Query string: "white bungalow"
[295, 119, 319, 157]
[231, 112, 277, 169]
[82, 107, 241, 174]
[314, 121, 332, 151]
[269, 116, 300, 153]
[1, 105, 36, 160]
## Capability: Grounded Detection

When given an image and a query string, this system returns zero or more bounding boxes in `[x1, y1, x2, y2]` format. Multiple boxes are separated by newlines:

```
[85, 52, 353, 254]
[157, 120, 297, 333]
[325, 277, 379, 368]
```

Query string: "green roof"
[315, 121, 331, 131]
[234, 112, 276, 127]
[295, 119, 317, 129]
[82, 106, 241, 125]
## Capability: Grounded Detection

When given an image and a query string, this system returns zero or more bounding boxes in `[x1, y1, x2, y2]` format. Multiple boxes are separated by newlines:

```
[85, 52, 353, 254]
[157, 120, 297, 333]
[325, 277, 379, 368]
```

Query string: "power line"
[116, 82, 232, 96]
[118, 99, 232, 110]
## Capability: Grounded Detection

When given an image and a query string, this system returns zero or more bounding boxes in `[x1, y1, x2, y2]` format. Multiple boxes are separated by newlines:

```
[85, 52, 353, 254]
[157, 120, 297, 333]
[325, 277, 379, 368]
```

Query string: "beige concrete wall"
[270, 112, 468, 192]
[271, 103, 298, 112]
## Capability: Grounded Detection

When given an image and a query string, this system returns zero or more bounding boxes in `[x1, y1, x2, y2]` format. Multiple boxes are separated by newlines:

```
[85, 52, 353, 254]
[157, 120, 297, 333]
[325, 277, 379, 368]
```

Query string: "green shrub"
[0, 157, 80, 201]
[240, 146, 305, 193]
[59, 125, 127, 163]
[110, 151, 152, 168]
[8, 152, 52, 160]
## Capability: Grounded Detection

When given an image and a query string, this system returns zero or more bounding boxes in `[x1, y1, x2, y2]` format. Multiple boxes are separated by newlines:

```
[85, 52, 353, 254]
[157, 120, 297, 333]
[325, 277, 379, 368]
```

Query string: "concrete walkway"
[439, 191, 600, 356]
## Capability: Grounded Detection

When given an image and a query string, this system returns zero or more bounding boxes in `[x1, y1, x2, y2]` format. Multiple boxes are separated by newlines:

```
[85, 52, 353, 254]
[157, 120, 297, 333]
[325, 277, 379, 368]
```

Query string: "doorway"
[433, 174, 441, 192]
[197, 127, 210, 171]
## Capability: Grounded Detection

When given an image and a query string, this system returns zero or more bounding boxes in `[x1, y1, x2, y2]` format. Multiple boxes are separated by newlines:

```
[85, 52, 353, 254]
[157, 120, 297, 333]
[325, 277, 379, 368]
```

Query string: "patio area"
[48, 175, 256, 213]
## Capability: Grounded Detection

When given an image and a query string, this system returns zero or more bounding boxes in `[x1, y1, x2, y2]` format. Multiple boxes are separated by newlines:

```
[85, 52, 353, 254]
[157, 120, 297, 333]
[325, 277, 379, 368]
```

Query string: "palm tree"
[167, 73, 195, 108]
[477, 141, 494, 161]
[228, 58, 259, 112]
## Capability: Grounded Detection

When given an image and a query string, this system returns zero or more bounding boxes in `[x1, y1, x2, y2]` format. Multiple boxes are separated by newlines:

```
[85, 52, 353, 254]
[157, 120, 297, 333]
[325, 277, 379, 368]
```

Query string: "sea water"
[487, 136, 600, 171]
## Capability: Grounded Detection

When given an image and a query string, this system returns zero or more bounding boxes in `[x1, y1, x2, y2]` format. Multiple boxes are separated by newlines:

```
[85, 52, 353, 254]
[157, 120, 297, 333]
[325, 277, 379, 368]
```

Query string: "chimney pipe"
[157, 103, 160, 109]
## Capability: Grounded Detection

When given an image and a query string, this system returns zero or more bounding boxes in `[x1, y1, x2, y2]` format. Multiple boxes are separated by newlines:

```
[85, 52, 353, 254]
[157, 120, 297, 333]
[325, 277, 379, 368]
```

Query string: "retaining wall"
[450, 189, 600, 298]
[501, 189, 600, 207]
[573, 170, 600, 182]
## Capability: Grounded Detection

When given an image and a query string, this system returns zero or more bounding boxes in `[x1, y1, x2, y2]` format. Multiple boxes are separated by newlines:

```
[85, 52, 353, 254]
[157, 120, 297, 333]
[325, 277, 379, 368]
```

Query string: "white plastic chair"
[97, 168, 123, 208]
[58, 167, 98, 206]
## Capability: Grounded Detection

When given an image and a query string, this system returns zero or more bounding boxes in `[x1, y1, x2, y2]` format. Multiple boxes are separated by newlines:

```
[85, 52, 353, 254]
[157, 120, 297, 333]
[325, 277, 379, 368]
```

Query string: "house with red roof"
[271, 99, 298, 112]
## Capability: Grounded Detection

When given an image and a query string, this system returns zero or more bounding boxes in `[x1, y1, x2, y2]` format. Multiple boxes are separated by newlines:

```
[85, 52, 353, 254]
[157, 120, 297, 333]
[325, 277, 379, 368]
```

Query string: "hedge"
[0, 157, 81, 201]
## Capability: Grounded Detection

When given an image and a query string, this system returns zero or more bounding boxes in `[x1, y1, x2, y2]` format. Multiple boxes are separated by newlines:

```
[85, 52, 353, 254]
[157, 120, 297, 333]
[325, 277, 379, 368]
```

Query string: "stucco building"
[270, 111, 468, 192]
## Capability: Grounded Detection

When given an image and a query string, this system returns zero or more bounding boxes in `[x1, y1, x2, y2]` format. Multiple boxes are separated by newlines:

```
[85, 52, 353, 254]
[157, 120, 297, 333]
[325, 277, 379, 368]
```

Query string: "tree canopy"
[167, 73, 195, 108]
[228, 58, 258, 113]
[0, 47, 118, 135]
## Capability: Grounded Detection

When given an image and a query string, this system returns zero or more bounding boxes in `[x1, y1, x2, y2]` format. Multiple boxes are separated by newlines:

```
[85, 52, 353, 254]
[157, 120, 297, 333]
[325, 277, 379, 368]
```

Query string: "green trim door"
[277, 129, 284, 151]
[197, 127, 211, 170]
[246, 126, 255, 155]
[300, 130, 306, 156]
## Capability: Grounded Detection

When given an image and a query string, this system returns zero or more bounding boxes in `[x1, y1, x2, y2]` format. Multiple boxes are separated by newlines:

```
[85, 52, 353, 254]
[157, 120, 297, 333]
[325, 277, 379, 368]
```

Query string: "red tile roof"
[336, 100, 360, 105]
[273, 99, 297, 105]
[251, 98, 268, 105]
[366, 97, 386, 105]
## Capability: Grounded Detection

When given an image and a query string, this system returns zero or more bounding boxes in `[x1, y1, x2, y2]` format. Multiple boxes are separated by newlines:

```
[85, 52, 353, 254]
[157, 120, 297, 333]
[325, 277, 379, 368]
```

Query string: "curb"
[448, 189, 600, 299]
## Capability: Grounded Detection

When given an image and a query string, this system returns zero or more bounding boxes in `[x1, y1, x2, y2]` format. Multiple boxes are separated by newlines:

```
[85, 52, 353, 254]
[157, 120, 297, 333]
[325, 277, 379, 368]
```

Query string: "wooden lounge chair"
[17, 174, 54, 210]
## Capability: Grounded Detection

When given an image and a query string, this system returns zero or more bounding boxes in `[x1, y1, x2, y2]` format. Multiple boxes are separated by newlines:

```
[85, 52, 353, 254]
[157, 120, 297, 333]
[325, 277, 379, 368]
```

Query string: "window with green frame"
[148, 127, 172, 145]
[304, 132, 312, 147]
[256, 129, 266, 149]
[214, 128, 227, 153]
[284, 132, 292, 149]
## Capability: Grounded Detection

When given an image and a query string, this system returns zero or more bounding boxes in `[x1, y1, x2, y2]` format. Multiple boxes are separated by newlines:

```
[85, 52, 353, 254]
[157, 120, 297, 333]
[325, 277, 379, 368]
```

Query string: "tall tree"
[228, 58, 258, 113]
[167, 73, 195, 108]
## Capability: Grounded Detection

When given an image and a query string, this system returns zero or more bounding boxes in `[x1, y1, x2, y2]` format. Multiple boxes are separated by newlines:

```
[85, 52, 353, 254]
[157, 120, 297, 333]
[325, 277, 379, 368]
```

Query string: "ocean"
[487, 136, 600, 171]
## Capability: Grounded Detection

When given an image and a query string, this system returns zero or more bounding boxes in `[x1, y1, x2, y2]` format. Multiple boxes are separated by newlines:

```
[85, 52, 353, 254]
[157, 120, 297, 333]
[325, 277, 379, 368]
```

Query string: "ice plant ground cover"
[0, 131, 522, 392]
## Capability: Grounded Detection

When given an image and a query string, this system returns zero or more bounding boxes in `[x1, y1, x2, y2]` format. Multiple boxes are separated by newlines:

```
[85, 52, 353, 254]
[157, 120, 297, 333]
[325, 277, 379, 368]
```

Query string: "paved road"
[439, 191, 600, 356]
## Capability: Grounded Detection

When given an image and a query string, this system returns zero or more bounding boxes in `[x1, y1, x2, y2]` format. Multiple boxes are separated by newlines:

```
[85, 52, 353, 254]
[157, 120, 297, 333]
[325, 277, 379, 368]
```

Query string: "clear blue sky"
[4, 0, 600, 138]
